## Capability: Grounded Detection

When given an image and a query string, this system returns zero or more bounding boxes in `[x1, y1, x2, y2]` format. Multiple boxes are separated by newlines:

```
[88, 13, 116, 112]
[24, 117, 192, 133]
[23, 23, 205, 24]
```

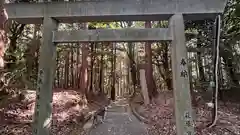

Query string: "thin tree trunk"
[61, 59, 64, 88]
[76, 46, 80, 89]
[25, 24, 40, 89]
[222, 56, 239, 86]
[64, 50, 69, 89]
[162, 42, 172, 90]
[145, 21, 158, 99]
[128, 42, 138, 96]
[89, 42, 94, 93]
[80, 43, 88, 95]
[188, 53, 197, 106]
[111, 43, 116, 101]
[78, 23, 89, 102]
[88, 25, 96, 93]
[197, 32, 206, 82]
[126, 56, 130, 95]
[0, 2, 8, 68]
[56, 50, 60, 88]
[99, 43, 104, 93]
[71, 44, 74, 88]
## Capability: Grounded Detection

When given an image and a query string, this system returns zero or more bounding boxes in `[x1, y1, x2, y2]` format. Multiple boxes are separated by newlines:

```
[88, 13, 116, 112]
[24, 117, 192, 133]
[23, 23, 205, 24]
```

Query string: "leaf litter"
[0, 89, 107, 135]
[138, 92, 240, 135]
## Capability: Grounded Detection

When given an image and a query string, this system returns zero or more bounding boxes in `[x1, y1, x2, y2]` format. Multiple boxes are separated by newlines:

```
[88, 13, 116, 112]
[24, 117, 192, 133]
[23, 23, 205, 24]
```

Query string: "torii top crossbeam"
[5, 0, 227, 24]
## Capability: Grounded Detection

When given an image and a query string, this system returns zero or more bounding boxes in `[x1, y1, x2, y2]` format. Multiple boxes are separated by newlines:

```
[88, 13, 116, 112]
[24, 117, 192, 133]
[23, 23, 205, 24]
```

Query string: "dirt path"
[88, 98, 148, 135]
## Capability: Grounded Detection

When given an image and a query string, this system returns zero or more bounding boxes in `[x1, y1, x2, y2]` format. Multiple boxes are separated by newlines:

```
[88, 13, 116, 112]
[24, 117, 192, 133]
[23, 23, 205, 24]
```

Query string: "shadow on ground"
[135, 91, 240, 135]
[0, 89, 108, 135]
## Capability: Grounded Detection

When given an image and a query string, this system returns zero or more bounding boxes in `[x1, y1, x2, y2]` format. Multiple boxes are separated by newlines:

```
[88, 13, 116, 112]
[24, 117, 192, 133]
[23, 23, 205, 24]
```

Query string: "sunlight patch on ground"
[0, 89, 90, 135]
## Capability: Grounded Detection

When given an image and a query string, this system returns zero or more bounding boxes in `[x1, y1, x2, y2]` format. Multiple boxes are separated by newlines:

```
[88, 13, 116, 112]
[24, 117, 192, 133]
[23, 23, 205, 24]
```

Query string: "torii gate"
[5, 0, 227, 135]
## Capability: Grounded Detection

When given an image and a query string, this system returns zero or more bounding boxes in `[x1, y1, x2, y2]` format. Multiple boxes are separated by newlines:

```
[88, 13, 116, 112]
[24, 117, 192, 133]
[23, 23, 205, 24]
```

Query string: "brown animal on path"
[92, 106, 107, 126]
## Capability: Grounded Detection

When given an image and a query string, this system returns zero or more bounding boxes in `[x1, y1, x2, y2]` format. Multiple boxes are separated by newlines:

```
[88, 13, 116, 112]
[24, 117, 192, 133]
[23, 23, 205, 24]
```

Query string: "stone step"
[107, 107, 128, 113]
[107, 100, 130, 113]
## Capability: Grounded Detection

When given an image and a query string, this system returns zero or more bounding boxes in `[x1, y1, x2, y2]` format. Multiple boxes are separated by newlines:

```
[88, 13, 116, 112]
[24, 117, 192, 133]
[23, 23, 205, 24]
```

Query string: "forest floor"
[1, 90, 240, 135]
[0, 89, 108, 135]
[135, 91, 240, 135]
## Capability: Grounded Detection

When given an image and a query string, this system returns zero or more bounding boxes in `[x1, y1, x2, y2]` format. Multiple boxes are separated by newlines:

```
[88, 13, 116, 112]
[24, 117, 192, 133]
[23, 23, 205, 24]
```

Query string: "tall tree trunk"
[60, 60, 64, 88]
[56, 50, 60, 88]
[197, 32, 206, 82]
[189, 57, 197, 106]
[80, 44, 88, 94]
[64, 50, 69, 89]
[126, 22, 139, 95]
[94, 52, 100, 93]
[222, 54, 239, 86]
[25, 24, 40, 89]
[111, 43, 116, 101]
[79, 23, 89, 101]
[119, 59, 123, 96]
[145, 21, 158, 99]
[126, 55, 130, 95]
[162, 42, 172, 90]
[88, 25, 96, 93]
[80, 42, 88, 97]
[128, 42, 138, 97]
[99, 43, 104, 93]
[89, 42, 94, 93]
[95, 54, 100, 91]
[71, 44, 74, 88]
[76, 46, 80, 89]
[0, 2, 8, 68]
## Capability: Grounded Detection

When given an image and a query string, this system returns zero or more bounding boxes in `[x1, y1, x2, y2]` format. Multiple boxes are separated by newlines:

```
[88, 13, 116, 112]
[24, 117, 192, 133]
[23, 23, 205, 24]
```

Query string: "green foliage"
[88, 22, 118, 29]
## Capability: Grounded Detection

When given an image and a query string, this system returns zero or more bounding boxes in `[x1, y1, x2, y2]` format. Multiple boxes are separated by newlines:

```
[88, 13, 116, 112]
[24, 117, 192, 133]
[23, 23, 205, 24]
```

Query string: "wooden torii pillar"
[4, 0, 227, 135]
